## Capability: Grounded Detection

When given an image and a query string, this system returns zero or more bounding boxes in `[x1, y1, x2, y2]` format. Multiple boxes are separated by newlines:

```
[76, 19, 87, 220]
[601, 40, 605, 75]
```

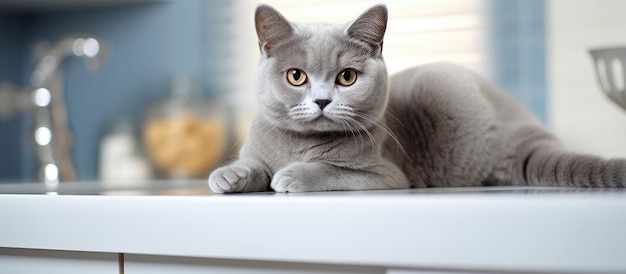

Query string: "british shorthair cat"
[209, 4, 626, 193]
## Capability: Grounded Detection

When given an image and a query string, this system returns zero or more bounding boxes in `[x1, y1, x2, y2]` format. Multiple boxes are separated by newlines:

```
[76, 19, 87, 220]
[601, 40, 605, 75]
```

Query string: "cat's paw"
[271, 165, 317, 193]
[208, 165, 251, 193]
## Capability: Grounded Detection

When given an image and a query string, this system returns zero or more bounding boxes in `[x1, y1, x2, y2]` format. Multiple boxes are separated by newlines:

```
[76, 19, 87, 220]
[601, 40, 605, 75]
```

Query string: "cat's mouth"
[310, 115, 341, 130]
[302, 112, 335, 124]
[286, 111, 342, 132]
[312, 111, 364, 132]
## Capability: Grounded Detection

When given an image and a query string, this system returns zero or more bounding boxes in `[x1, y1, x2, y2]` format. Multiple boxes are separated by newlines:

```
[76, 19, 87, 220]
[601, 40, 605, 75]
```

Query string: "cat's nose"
[314, 99, 331, 110]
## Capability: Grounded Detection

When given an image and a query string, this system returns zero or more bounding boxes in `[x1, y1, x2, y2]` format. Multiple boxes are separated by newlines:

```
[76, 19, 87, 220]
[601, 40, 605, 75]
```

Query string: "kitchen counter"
[1, 183, 625, 274]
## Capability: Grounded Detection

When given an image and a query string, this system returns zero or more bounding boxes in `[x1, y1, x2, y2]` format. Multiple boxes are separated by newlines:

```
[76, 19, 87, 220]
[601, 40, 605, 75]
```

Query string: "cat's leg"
[209, 157, 272, 193]
[270, 160, 409, 192]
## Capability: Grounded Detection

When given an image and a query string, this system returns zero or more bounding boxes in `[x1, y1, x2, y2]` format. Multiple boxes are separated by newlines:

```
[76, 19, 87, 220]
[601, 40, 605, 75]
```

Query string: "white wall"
[548, 0, 626, 157]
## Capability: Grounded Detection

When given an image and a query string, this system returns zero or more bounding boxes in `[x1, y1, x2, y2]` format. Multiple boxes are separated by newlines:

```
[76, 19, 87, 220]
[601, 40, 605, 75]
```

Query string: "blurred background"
[0, 0, 625, 185]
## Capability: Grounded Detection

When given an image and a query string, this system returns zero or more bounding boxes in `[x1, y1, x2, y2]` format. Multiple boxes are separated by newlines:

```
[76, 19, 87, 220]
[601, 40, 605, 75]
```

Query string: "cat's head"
[254, 4, 389, 133]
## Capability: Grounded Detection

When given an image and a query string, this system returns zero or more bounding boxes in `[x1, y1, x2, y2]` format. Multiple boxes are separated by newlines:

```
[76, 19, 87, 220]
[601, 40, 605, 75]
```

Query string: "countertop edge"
[1, 192, 625, 273]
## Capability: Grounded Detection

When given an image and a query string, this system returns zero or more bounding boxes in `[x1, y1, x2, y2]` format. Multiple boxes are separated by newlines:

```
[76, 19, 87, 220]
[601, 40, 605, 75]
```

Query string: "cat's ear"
[345, 4, 388, 55]
[255, 4, 295, 56]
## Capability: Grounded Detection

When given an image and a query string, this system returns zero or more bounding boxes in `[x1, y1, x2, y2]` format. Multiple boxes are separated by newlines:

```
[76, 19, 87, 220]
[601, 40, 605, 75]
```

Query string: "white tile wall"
[548, 0, 626, 157]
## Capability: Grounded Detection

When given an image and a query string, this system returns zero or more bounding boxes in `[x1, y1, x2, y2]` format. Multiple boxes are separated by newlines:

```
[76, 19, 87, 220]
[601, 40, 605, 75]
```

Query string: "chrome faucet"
[0, 34, 106, 186]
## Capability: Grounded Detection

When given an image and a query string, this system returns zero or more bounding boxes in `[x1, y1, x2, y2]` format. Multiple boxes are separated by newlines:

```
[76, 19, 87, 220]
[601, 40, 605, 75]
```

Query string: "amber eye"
[286, 68, 307, 86]
[336, 69, 357, 86]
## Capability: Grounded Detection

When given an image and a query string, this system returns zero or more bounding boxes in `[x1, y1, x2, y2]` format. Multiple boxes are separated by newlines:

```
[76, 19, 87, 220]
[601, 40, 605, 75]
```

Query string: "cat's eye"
[286, 68, 308, 86]
[336, 69, 357, 86]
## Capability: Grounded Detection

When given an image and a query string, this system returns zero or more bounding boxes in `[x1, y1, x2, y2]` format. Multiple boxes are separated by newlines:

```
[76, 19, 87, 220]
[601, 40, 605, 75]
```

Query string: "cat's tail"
[521, 144, 626, 187]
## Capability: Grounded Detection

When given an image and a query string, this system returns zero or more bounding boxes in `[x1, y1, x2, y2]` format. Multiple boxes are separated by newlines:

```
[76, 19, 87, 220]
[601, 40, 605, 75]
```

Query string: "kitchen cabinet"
[124, 254, 384, 274]
[0, 248, 117, 274]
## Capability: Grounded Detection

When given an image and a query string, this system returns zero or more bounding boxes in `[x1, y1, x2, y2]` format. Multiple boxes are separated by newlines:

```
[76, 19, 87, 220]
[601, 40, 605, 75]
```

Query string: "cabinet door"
[0, 248, 118, 274]
[125, 254, 384, 274]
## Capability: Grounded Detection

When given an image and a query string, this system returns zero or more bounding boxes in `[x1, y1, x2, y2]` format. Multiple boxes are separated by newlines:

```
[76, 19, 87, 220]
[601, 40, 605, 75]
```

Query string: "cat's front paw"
[208, 165, 251, 193]
[271, 164, 318, 193]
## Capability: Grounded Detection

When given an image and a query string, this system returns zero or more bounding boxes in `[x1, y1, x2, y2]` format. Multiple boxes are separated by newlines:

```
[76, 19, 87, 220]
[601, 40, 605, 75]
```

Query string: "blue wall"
[0, 1, 212, 181]
[0, 11, 28, 181]
[487, 0, 547, 123]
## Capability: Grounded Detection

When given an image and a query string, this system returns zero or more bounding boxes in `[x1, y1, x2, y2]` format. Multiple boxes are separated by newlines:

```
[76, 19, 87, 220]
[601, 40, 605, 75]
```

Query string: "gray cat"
[208, 4, 626, 193]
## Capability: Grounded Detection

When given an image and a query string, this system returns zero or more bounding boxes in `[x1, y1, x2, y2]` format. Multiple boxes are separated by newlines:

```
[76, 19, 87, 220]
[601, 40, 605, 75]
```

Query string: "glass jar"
[143, 76, 227, 179]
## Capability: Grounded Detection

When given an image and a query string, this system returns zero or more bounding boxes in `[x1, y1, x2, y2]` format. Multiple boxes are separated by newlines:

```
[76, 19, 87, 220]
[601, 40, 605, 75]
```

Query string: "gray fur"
[209, 4, 626, 193]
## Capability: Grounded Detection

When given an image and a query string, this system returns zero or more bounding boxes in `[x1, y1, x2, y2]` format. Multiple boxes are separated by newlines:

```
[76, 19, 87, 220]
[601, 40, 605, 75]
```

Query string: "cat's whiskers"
[385, 108, 406, 128]
[288, 103, 321, 122]
[338, 118, 362, 148]
[329, 104, 378, 135]
[342, 119, 357, 140]
[352, 112, 411, 162]
[326, 105, 371, 149]
[340, 115, 377, 151]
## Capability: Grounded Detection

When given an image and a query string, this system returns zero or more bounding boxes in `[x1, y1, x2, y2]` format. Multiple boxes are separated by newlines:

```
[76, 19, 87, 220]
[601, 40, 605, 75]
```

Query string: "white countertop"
[1, 184, 626, 273]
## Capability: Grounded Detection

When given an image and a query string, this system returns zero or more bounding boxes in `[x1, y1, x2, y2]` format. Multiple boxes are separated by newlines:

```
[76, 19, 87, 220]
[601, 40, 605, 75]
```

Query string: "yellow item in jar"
[144, 113, 226, 178]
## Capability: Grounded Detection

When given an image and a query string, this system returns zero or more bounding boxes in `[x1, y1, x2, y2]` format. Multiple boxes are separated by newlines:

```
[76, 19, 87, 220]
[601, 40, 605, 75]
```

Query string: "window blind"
[246, 0, 489, 75]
